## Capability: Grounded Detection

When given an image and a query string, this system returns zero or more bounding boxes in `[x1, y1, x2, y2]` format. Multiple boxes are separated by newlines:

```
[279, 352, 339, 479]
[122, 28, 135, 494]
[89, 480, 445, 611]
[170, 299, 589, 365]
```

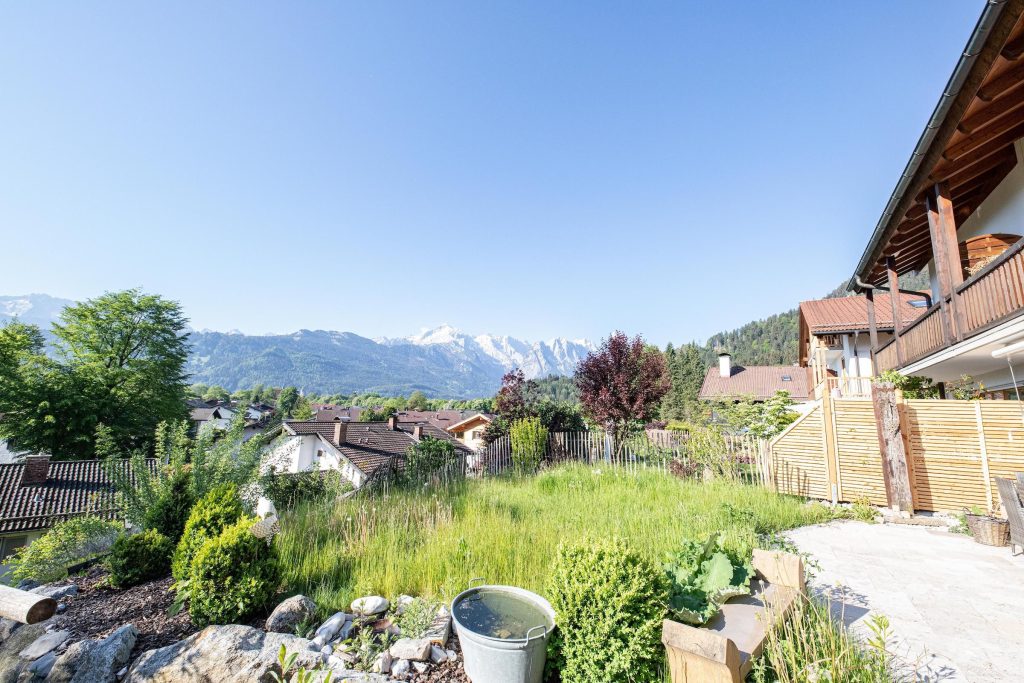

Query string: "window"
[782, 375, 792, 382]
[0, 535, 28, 560]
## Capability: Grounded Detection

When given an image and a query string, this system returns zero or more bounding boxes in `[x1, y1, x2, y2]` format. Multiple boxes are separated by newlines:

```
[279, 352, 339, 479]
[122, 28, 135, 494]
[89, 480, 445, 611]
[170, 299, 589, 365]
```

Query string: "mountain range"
[0, 295, 593, 397]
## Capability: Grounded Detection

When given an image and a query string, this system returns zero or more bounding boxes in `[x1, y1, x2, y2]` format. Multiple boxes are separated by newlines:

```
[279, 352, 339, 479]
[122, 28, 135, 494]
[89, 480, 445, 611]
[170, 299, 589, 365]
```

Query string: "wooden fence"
[471, 429, 770, 485]
[767, 393, 1024, 512]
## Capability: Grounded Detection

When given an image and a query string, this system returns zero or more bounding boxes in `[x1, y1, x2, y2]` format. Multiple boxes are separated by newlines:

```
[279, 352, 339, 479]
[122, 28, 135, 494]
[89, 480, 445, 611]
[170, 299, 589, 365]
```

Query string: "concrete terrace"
[787, 520, 1024, 682]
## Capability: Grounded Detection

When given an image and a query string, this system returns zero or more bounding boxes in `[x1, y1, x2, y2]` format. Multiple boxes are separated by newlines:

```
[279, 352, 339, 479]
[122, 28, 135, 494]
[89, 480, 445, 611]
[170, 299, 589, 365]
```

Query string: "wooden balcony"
[875, 237, 1024, 372]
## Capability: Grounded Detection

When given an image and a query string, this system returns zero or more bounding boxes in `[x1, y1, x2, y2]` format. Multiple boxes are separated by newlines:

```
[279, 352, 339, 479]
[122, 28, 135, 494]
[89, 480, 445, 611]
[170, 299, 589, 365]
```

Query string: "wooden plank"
[958, 84, 1024, 133]
[976, 401, 995, 512]
[871, 383, 914, 512]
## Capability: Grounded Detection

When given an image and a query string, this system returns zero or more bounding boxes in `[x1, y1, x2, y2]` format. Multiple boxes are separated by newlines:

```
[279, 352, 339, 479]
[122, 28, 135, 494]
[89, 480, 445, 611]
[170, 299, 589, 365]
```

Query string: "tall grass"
[276, 464, 834, 613]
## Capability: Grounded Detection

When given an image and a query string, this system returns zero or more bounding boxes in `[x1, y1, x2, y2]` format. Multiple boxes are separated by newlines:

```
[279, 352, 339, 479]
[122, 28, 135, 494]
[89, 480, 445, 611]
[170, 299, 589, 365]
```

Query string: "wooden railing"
[875, 237, 1024, 372]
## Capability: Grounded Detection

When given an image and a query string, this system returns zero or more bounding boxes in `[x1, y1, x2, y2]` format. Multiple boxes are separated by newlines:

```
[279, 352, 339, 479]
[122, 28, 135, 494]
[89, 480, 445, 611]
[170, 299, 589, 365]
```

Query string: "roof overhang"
[851, 1, 1024, 290]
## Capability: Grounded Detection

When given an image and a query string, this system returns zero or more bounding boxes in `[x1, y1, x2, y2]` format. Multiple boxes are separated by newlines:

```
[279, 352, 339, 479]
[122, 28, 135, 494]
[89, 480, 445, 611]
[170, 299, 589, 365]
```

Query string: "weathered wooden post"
[871, 382, 914, 513]
[0, 585, 57, 624]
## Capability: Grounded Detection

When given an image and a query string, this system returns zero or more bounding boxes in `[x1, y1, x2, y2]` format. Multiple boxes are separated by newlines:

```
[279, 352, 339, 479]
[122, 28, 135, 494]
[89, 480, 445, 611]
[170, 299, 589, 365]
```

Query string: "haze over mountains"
[0, 295, 593, 397]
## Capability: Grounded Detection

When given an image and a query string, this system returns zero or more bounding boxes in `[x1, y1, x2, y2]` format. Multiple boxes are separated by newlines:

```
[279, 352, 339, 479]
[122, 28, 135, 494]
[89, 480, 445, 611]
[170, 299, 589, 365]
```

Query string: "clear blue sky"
[0, 1, 983, 346]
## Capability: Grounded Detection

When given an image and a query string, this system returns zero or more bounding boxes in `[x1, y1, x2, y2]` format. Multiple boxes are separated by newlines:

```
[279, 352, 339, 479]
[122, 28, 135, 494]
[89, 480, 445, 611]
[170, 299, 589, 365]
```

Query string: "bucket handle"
[468, 577, 486, 588]
[525, 624, 547, 641]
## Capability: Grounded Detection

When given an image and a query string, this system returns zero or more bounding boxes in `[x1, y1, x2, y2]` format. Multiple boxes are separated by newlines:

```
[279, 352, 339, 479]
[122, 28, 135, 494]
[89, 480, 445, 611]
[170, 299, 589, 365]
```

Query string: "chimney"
[387, 416, 399, 431]
[21, 455, 50, 487]
[718, 352, 732, 378]
[333, 421, 348, 445]
[413, 425, 424, 441]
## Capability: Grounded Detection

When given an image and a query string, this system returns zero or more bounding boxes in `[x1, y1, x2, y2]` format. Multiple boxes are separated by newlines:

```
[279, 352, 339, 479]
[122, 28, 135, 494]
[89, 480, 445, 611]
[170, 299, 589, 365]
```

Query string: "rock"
[445, 649, 457, 661]
[15, 580, 39, 591]
[46, 625, 137, 683]
[18, 630, 70, 661]
[371, 651, 391, 674]
[412, 661, 429, 674]
[26, 651, 56, 677]
[265, 595, 317, 635]
[336, 621, 354, 643]
[319, 645, 332, 657]
[29, 585, 77, 602]
[125, 625, 320, 683]
[388, 638, 431, 662]
[294, 671, 388, 683]
[0, 622, 46, 683]
[55, 604, 67, 615]
[429, 645, 448, 664]
[350, 596, 388, 617]
[390, 659, 410, 677]
[115, 667, 127, 680]
[394, 596, 415, 615]
[0, 619, 20, 644]
[312, 613, 349, 643]
[422, 608, 451, 645]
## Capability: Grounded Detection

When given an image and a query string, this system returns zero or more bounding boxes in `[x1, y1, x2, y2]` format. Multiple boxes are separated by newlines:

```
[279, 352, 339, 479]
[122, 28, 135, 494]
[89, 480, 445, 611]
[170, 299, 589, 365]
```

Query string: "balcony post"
[926, 182, 965, 342]
[865, 288, 879, 375]
[886, 256, 904, 367]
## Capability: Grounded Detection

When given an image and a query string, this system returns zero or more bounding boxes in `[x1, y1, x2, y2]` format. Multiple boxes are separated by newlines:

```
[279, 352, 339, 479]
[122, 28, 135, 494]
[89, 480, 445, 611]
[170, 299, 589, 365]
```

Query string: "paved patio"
[786, 520, 1024, 682]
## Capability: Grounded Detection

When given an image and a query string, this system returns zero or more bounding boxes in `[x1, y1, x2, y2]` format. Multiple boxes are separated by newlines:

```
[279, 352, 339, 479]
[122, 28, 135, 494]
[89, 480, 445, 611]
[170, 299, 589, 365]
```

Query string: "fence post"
[821, 388, 840, 504]
[870, 382, 914, 513]
[975, 402, 994, 512]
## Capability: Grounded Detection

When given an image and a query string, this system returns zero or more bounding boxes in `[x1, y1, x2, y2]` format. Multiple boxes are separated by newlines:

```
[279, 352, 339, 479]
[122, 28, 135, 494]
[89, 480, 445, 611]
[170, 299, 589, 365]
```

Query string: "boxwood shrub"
[171, 484, 243, 582]
[546, 537, 668, 683]
[187, 516, 280, 626]
[108, 529, 173, 588]
[143, 468, 194, 543]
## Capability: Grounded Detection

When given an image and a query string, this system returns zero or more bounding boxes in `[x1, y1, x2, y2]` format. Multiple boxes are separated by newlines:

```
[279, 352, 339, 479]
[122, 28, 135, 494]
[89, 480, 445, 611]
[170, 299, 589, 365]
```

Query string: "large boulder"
[350, 596, 388, 617]
[265, 596, 317, 635]
[0, 623, 47, 683]
[45, 624, 137, 683]
[124, 625, 320, 683]
[30, 585, 78, 602]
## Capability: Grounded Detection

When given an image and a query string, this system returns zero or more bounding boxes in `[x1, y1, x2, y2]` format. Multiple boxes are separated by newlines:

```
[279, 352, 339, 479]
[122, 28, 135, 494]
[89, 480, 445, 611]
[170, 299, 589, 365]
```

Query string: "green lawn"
[277, 464, 834, 614]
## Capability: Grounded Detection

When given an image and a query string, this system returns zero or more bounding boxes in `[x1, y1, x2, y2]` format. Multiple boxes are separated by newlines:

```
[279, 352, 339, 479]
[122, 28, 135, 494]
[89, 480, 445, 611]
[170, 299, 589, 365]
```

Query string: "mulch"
[410, 634, 469, 683]
[51, 566, 200, 659]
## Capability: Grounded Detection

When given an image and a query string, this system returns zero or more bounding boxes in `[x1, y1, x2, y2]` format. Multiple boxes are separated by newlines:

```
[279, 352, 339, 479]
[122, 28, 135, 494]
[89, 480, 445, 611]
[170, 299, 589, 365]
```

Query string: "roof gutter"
[849, 0, 1009, 293]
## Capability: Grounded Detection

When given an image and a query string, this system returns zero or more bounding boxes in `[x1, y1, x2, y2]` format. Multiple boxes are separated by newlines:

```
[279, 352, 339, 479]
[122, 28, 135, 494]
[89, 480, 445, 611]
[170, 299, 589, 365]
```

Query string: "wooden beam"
[1001, 30, 1024, 60]
[865, 288, 879, 374]
[978, 60, 1024, 101]
[945, 105, 1024, 160]
[886, 257, 904, 368]
[871, 382, 914, 513]
[957, 83, 1024, 134]
[927, 182, 965, 341]
[0, 585, 56, 624]
[932, 129, 1021, 182]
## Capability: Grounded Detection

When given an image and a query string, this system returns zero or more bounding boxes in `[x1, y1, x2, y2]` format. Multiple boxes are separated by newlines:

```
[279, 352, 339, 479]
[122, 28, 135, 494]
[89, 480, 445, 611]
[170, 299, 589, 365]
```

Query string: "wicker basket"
[964, 512, 1010, 546]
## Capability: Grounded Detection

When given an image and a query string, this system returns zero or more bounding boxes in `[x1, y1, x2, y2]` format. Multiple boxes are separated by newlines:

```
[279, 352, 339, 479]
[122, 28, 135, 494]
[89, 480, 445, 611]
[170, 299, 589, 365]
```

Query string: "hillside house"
[263, 416, 470, 488]
[0, 456, 152, 582]
[850, 3, 1024, 399]
[698, 353, 812, 411]
[799, 293, 927, 397]
[446, 413, 494, 449]
[188, 403, 237, 433]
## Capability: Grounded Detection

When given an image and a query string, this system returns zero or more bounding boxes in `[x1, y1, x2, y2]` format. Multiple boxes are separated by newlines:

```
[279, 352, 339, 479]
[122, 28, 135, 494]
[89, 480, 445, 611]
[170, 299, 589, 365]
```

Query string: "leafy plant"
[394, 596, 440, 639]
[509, 417, 548, 473]
[143, 467, 195, 542]
[258, 469, 351, 511]
[269, 644, 333, 683]
[878, 370, 939, 399]
[108, 528, 173, 588]
[404, 436, 458, 485]
[6, 516, 121, 583]
[663, 533, 753, 624]
[546, 537, 668, 683]
[188, 516, 280, 626]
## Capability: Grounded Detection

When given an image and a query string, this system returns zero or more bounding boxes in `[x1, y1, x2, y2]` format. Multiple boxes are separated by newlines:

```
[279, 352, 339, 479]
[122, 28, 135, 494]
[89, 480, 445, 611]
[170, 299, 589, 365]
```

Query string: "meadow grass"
[276, 464, 835, 613]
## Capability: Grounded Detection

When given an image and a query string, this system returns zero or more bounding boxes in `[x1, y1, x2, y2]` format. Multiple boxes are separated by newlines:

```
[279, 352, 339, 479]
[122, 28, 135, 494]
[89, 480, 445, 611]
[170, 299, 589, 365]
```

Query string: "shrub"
[171, 484, 244, 582]
[143, 468, 195, 542]
[188, 516, 280, 626]
[6, 516, 121, 583]
[108, 529, 173, 587]
[510, 417, 547, 472]
[403, 436, 457, 484]
[546, 537, 668, 683]
[258, 470, 351, 512]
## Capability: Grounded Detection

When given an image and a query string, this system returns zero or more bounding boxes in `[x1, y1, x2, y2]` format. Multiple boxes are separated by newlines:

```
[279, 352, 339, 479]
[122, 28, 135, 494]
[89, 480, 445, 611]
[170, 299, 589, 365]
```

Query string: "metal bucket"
[451, 583, 556, 683]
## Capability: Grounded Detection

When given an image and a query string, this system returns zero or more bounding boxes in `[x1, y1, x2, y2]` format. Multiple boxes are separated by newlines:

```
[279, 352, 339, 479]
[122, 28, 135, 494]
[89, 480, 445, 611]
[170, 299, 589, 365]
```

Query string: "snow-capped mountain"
[387, 324, 594, 379]
[0, 294, 72, 327]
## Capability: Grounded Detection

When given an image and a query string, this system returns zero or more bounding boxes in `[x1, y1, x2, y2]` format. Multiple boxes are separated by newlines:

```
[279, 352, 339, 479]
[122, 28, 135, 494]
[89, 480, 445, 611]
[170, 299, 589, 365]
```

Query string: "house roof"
[282, 420, 470, 477]
[189, 405, 235, 422]
[799, 293, 927, 334]
[446, 413, 494, 433]
[0, 458, 156, 535]
[698, 365, 811, 402]
[314, 406, 363, 422]
[395, 410, 481, 430]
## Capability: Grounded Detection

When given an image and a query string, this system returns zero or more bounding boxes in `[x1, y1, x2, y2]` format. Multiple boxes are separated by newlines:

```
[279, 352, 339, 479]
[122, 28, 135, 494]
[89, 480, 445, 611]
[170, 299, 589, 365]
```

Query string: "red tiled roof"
[283, 420, 470, 477]
[698, 366, 811, 402]
[799, 293, 926, 334]
[0, 458, 156, 535]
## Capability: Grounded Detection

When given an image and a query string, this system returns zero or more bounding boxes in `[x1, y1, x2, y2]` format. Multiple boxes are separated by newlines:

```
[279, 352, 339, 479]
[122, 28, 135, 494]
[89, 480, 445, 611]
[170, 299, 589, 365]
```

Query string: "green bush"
[404, 436, 457, 484]
[108, 529, 173, 587]
[171, 484, 243, 582]
[510, 417, 547, 472]
[6, 516, 121, 583]
[259, 470, 351, 511]
[546, 537, 668, 683]
[188, 516, 280, 626]
[143, 468, 195, 542]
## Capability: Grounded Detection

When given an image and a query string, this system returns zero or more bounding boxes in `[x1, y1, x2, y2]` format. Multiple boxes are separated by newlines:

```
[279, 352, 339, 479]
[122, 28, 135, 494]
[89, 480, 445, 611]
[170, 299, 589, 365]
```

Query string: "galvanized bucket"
[451, 583, 556, 683]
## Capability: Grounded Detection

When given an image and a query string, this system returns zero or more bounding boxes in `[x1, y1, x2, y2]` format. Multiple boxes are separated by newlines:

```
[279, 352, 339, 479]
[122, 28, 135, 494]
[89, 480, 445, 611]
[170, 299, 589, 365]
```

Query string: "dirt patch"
[410, 634, 469, 683]
[51, 567, 199, 658]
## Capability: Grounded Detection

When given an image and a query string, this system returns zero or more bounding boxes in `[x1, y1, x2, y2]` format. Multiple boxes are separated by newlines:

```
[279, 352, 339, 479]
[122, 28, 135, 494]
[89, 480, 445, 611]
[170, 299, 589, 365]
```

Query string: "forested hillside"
[694, 270, 931, 367]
